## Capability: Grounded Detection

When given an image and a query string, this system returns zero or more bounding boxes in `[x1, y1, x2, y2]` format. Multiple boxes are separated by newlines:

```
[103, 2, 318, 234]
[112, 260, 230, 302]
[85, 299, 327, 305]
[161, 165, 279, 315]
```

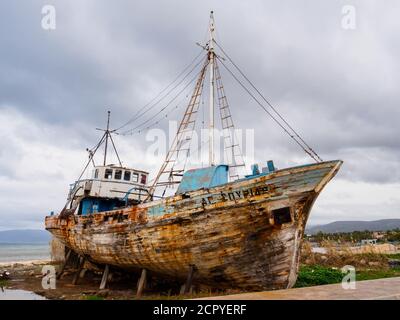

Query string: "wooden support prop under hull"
[72, 256, 85, 285]
[56, 248, 72, 280]
[79, 269, 87, 279]
[183, 265, 195, 294]
[99, 265, 110, 290]
[136, 269, 147, 299]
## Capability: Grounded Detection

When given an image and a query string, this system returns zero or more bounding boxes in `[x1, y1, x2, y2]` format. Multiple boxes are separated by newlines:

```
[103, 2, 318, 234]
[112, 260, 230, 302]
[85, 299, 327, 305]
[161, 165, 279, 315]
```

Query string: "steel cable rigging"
[118, 59, 207, 136]
[214, 40, 323, 163]
[115, 50, 205, 132]
[117, 35, 322, 169]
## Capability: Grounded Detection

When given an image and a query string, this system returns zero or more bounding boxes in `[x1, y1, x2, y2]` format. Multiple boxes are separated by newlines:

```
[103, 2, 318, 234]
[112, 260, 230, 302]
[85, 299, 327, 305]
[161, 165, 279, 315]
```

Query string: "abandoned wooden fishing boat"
[45, 12, 342, 291]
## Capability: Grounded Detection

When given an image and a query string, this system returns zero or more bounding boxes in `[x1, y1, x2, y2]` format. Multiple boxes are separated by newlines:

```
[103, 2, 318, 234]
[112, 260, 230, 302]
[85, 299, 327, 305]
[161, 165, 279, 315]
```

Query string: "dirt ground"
[0, 260, 231, 300]
[2, 245, 398, 300]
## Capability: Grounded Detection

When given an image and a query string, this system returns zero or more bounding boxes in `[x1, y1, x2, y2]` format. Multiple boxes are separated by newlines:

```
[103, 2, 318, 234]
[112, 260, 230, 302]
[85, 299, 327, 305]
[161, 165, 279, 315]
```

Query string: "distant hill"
[306, 219, 400, 235]
[0, 229, 51, 244]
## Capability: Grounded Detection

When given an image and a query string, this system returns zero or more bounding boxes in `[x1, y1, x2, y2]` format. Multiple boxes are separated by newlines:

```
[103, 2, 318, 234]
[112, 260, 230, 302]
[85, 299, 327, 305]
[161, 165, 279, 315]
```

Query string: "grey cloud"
[0, 0, 399, 229]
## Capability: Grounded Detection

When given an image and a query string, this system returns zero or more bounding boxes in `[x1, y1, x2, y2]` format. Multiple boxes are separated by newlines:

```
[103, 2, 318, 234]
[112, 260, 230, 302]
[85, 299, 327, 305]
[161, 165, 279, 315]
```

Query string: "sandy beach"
[0, 259, 51, 268]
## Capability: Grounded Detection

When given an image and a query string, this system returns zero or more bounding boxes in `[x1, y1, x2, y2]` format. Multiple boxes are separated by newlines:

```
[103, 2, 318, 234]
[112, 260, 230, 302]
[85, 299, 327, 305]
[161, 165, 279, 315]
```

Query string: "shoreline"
[0, 242, 51, 267]
[0, 259, 51, 268]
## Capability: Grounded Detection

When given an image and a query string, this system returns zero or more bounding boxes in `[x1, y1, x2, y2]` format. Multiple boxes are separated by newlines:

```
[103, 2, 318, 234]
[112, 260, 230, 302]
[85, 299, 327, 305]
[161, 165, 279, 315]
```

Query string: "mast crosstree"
[96, 111, 122, 167]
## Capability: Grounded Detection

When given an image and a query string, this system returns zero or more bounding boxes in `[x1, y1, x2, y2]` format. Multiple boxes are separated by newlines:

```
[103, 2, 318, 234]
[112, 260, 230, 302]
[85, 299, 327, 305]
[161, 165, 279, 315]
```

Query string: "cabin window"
[132, 173, 139, 182]
[141, 174, 147, 184]
[92, 203, 99, 213]
[124, 171, 131, 181]
[114, 170, 122, 180]
[94, 169, 99, 179]
[104, 169, 113, 179]
[272, 207, 292, 225]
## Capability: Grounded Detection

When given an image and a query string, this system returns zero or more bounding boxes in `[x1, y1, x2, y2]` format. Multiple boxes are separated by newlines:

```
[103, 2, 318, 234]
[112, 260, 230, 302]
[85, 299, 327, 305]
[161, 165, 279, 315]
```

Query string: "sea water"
[0, 289, 46, 300]
[0, 243, 50, 300]
[0, 243, 50, 263]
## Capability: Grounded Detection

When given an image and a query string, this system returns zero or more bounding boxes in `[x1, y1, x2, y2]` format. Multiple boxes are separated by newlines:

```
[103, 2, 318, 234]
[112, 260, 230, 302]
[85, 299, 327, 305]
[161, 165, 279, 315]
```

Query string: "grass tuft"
[82, 295, 104, 300]
[0, 279, 8, 288]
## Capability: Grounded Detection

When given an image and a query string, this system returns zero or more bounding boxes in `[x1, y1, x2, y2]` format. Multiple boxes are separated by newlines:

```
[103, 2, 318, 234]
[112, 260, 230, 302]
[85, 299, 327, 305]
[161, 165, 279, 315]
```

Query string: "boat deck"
[195, 277, 400, 300]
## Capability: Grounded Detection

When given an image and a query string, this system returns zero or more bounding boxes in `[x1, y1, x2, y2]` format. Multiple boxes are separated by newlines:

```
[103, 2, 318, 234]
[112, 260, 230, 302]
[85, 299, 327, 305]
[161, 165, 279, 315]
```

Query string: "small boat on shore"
[45, 12, 342, 291]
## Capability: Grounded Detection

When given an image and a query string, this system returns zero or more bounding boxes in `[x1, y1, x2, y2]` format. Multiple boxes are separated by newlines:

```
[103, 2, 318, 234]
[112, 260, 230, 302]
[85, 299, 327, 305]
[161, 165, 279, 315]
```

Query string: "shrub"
[295, 265, 343, 288]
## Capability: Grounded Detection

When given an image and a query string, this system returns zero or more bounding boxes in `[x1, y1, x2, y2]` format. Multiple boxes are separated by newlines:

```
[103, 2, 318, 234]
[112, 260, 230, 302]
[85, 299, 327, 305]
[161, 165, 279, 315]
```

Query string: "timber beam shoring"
[136, 268, 147, 299]
[56, 248, 72, 280]
[79, 268, 87, 279]
[99, 264, 110, 290]
[72, 256, 86, 285]
[183, 265, 195, 294]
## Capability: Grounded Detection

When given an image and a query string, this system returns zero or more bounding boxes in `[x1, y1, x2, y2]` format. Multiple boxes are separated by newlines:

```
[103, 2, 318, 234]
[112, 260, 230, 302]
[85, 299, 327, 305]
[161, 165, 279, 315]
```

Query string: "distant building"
[311, 247, 328, 254]
[361, 239, 378, 245]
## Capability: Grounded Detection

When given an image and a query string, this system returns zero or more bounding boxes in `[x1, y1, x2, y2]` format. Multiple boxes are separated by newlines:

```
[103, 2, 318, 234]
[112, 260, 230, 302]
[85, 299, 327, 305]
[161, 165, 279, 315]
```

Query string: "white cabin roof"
[69, 165, 150, 202]
[94, 164, 149, 175]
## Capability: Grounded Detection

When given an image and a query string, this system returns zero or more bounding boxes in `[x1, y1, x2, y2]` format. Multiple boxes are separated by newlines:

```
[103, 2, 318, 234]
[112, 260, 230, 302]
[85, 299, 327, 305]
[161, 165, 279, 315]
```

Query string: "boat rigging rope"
[75, 132, 106, 183]
[115, 49, 205, 132]
[118, 59, 207, 136]
[119, 92, 189, 136]
[216, 56, 321, 163]
[214, 40, 323, 163]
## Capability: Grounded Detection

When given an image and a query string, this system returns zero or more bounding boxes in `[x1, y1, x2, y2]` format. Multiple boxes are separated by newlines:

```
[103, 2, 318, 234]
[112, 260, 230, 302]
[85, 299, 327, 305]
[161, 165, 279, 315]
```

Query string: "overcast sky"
[0, 0, 399, 230]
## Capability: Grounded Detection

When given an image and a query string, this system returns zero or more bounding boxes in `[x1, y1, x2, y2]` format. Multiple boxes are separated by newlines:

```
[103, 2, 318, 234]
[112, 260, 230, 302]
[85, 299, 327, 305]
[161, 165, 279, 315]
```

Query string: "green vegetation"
[386, 253, 400, 260]
[0, 279, 8, 288]
[356, 269, 400, 281]
[308, 229, 400, 243]
[386, 229, 400, 242]
[311, 231, 374, 242]
[295, 265, 400, 288]
[82, 295, 104, 300]
[295, 265, 343, 288]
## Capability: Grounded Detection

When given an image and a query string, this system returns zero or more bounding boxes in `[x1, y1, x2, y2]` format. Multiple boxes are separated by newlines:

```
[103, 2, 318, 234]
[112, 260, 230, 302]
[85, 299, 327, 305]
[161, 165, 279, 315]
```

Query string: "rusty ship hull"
[45, 160, 342, 291]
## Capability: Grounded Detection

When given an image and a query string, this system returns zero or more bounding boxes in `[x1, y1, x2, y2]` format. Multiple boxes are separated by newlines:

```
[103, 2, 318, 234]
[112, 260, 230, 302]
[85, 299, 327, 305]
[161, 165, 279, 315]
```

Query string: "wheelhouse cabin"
[68, 165, 149, 215]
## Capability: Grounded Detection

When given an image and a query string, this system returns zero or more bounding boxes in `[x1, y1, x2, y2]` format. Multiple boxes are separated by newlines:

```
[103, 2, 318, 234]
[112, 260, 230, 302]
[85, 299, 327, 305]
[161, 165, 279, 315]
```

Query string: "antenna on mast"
[75, 110, 123, 185]
[96, 111, 122, 167]
[104, 111, 111, 165]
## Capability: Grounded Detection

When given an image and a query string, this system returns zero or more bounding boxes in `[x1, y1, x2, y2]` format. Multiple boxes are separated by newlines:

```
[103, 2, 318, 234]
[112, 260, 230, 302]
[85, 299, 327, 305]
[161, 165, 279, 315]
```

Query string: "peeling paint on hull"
[45, 160, 342, 291]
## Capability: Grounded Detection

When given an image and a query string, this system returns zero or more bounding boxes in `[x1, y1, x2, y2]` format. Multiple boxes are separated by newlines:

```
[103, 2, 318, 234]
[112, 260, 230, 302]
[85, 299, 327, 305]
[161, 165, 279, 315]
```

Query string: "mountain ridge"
[0, 229, 51, 244]
[306, 219, 400, 234]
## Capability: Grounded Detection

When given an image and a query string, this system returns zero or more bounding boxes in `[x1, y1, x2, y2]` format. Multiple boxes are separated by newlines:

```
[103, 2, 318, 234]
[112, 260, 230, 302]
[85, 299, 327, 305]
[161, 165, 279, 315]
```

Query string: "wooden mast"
[208, 11, 216, 166]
